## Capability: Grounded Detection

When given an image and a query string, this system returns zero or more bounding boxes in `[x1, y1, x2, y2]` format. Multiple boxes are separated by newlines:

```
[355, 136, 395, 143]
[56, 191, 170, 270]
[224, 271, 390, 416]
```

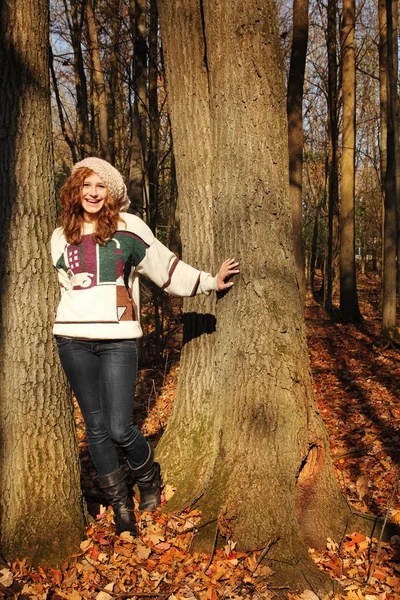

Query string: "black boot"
[130, 443, 162, 511]
[98, 467, 137, 536]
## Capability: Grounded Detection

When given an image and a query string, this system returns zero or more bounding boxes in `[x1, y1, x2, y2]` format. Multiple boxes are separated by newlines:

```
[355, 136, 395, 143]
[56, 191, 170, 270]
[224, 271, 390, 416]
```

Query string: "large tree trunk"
[0, 0, 85, 566]
[287, 0, 309, 309]
[339, 0, 361, 321]
[157, 0, 352, 594]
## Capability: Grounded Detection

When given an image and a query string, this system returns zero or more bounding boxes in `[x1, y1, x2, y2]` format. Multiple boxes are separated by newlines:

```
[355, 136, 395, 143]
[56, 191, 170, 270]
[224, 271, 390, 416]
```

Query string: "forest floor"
[3, 273, 400, 600]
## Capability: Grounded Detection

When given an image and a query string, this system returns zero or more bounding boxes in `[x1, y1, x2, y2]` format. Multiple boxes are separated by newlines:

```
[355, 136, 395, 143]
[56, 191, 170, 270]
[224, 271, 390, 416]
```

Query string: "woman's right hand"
[216, 259, 240, 291]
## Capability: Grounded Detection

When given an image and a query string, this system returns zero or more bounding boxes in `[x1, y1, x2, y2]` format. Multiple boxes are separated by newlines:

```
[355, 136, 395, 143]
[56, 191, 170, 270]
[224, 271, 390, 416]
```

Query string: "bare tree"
[287, 0, 309, 308]
[339, 0, 362, 321]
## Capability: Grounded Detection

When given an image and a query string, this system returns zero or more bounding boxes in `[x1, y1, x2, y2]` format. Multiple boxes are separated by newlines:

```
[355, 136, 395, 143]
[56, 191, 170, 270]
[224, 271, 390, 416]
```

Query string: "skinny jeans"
[56, 337, 149, 476]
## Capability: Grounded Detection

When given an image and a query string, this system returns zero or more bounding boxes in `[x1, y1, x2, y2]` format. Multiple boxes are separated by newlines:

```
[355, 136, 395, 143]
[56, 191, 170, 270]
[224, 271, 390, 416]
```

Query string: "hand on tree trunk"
[216, 259, 240, 291]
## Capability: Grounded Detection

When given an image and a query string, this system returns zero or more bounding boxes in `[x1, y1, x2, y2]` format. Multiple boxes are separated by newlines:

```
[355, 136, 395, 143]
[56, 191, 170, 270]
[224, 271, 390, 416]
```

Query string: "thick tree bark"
[157, 0, 351, 594]
[0, 0, 85, 565]
[85, 0, 111, 162]
[287, 0, 309, 309]
[339, 0, 361, 321]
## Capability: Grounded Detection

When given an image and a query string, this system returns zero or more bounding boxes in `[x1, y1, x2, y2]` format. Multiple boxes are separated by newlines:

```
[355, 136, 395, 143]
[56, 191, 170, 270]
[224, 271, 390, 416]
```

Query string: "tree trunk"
[64, 0, 91, 158]
[339, 0, 361, 321]
[324, 0, 339, 313]
[85, 0, 111, 162]
[382, 0, 399, 338]
[128, 0, 148, 218]
[148, 0, 160, 233]
[109, 0, 122, 165]
[49, 44, 78, 164]
[0, 0, 85, 566]
[157, 0, 351, 594]
[287, 0, 309, 309]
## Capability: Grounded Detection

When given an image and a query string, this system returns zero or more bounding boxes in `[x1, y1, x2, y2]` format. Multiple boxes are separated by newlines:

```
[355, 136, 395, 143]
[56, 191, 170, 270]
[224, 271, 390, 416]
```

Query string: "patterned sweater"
[51, 213, 217, 339]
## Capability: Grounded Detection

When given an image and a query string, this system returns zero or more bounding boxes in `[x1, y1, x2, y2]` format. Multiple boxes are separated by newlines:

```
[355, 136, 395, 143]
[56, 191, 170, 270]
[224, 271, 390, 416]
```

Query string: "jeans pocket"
[55, 336, 73, 349]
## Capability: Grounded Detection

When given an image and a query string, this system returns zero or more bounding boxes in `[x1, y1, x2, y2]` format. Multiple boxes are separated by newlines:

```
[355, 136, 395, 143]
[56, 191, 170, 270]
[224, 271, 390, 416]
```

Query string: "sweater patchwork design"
[51, 213, 217, 340]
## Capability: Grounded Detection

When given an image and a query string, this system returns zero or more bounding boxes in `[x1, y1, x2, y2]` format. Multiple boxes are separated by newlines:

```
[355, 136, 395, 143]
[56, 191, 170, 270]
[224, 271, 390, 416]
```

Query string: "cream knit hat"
[72, 157, 130, 211]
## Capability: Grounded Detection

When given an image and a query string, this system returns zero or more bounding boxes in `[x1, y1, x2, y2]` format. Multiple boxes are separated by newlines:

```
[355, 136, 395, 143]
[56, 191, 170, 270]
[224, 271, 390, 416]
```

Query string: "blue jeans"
[56, 337, 149, 476]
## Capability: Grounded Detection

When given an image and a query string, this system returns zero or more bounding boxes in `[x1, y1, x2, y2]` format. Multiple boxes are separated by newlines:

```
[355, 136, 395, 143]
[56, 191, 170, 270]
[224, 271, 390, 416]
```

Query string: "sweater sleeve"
[51, 228, 71, 290]
[136, 236, 218, 296]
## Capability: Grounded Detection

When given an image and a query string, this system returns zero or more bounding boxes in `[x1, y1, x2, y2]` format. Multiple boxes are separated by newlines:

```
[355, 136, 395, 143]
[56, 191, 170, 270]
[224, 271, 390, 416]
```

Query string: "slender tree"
[0, 0, 85, 565]
[324, 0, 340, 312]
[287, 0, 309, 308]
[128, 0, 148, 216]
[85, 0, 111, 162]
[382, 0, 399, 338]
[339, 0, 362, 321]
[63, 0, 91, 157]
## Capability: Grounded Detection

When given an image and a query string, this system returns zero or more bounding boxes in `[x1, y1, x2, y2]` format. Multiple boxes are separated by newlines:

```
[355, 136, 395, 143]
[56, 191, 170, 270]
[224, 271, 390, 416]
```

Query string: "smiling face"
[80, 173, 108, 220]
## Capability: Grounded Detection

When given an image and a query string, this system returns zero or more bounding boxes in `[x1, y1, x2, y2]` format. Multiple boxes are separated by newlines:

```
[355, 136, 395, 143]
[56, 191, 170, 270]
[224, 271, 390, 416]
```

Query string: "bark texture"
[339, 0, 361, 321]
[0, 0, 85, 565]
[157, 0, 350, 594]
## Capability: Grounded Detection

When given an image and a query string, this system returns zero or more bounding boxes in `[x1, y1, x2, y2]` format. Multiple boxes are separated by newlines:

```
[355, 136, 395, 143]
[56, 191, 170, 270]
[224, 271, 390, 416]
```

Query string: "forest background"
[1, 0, 400, 598]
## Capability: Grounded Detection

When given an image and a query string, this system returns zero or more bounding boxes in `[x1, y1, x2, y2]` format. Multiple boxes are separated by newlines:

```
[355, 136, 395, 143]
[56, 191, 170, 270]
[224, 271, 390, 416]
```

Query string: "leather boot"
[129, 443, 162, 511]
[98, 466, 137, 536]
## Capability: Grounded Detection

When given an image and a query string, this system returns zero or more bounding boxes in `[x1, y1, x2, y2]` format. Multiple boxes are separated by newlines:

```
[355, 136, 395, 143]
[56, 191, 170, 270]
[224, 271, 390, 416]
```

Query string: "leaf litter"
[4, 276, 400, 600]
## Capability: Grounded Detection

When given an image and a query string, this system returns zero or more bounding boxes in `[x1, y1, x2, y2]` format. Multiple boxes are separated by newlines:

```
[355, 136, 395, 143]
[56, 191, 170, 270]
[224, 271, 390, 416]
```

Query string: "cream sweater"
[51, 213, 217, 339]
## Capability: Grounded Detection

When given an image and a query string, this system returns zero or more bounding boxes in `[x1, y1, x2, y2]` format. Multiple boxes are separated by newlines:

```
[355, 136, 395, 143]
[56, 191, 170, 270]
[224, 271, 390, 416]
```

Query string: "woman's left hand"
[216, 259, 240, 291]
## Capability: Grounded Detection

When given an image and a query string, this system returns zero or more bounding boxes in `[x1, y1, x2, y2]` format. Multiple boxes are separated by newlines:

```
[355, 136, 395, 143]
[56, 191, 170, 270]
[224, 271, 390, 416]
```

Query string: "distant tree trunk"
[85, 0, 111, 162]
[382, 0, 399, 338]
[148, 0, 160, 232]
[309, 157, 327, 292]
[339, 0, 361, 321]
[378, 0, 388, 202]
[0, 0, 85, 566]
[287, 0, 309, 309]
[158, 0, 353, 594]
[128, 0, 147, 216]
[109, 0, 122, 165]
[49, 44, 78, 164]
[64, 0, 91, 158]
[392, 0, 400, 306]
[325, 0, 339, 312]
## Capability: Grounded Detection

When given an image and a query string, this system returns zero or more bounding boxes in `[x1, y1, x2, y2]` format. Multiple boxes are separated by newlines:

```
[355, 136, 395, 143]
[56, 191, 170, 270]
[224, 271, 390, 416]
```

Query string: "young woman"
[51, 157, 239, 537]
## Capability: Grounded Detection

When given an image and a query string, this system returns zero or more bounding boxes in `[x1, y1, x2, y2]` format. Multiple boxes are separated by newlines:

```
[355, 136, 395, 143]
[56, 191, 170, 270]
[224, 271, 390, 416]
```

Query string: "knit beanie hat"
[72, 157, 130, 211]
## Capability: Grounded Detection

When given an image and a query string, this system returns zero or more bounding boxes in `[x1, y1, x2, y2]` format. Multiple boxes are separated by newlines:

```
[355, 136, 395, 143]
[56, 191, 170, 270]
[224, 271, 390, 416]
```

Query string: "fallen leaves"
[5, 276, 400, 600]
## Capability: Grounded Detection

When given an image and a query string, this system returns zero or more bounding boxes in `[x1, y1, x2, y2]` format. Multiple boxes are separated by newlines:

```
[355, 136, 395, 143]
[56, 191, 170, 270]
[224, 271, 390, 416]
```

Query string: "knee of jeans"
[85, 413, 110, 445]
[109, 424, 140, 447]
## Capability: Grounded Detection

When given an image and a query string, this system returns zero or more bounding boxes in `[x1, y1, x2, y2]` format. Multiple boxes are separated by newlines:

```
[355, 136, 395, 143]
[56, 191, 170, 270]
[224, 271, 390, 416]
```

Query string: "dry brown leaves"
[4, 506, 277, 600]
[3, 275, 400, 600]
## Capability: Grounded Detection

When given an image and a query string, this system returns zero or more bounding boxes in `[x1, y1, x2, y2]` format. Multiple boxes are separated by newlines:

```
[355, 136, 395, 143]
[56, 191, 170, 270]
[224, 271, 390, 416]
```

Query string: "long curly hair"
[59, 167, 122, 245]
